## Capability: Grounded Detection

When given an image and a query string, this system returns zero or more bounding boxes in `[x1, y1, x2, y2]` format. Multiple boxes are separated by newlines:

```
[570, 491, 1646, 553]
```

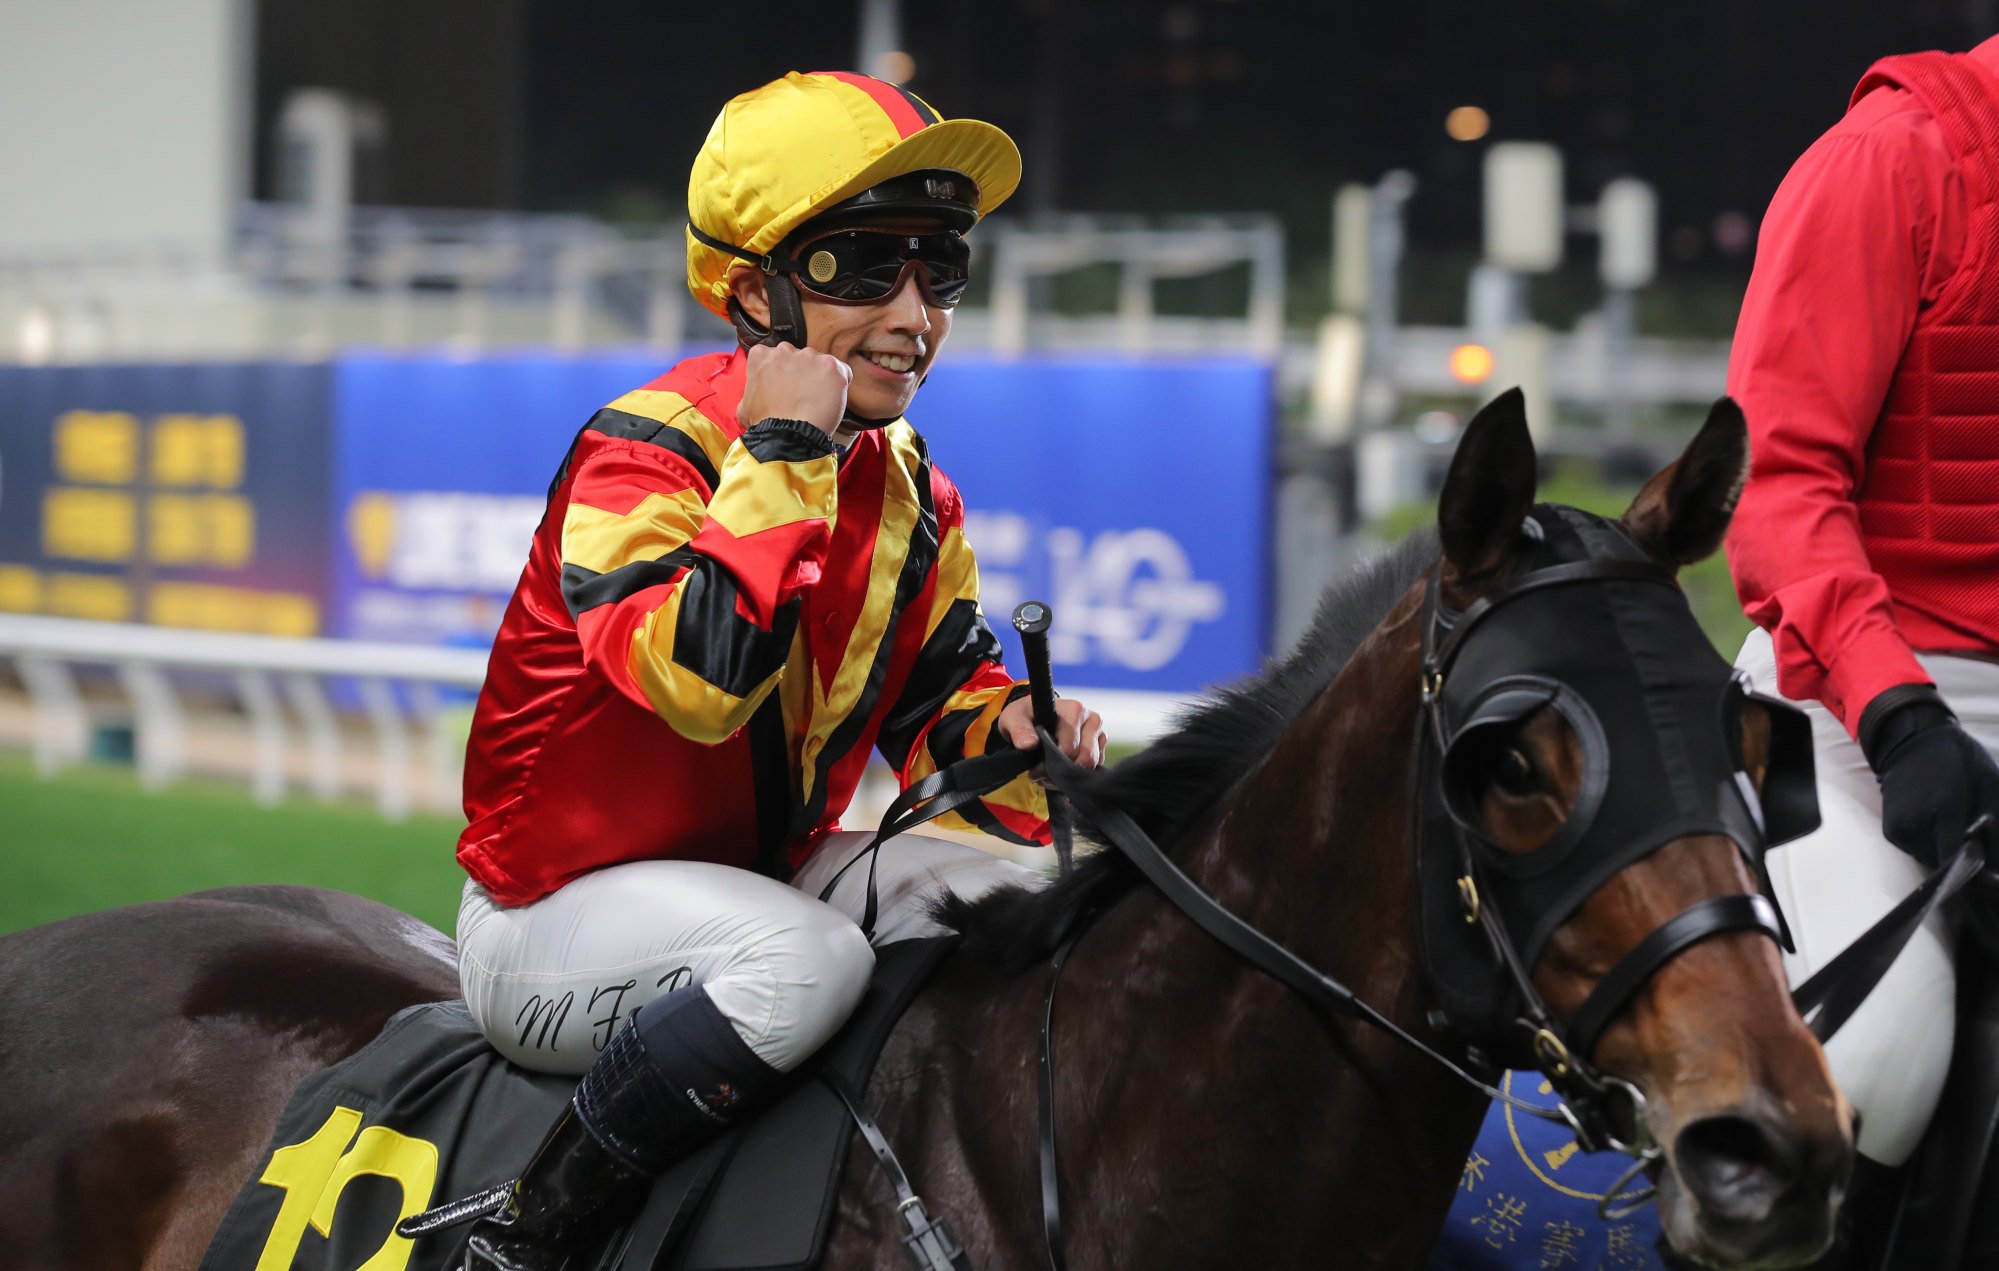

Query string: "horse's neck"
[1051, 587, 1490, 1264]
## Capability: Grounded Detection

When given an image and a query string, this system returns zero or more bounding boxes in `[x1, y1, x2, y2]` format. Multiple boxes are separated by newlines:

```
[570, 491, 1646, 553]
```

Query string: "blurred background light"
[1449, 342, 1494, 383]
[17, 308, 55, 366]
[1445, 105, 1491, 143]
[871, 49, 916, 85]
[1711, 210, 1754, 255]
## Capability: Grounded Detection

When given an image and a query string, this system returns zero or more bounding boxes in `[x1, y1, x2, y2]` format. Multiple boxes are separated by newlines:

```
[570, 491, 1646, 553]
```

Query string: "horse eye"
[1491, 746, 1540, 797]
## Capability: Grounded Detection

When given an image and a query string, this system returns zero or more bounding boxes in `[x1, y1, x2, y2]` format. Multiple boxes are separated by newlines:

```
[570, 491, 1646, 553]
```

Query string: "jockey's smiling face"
[727, 225, 956, 423]
[796, 269, 951, 422]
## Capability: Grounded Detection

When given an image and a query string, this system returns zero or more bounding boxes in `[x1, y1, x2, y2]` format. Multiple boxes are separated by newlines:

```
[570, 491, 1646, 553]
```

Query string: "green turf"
[1, 750, 468, 937]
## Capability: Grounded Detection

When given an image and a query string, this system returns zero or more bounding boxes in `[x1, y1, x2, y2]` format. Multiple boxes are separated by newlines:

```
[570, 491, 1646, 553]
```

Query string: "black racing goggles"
[781, 228, 972, 308]
[689, 219, 974, 308]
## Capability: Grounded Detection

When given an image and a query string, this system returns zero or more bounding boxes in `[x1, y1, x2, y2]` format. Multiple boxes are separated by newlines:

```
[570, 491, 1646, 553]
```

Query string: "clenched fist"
[739, 342, 853, 438]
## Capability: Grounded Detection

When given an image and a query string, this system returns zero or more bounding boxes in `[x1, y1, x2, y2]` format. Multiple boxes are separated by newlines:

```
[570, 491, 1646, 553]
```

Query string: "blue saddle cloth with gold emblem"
[1426, 1073, 1667, 1271]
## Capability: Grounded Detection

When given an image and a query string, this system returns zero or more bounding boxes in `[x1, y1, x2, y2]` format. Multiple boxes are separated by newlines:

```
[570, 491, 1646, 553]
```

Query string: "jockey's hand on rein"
[996, 695, 1107, 772]
[1861, 685, 1999, 870]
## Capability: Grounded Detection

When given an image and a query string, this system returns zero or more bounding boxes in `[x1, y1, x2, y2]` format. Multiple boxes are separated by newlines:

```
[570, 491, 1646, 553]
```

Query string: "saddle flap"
[621, 935, 958, 1271]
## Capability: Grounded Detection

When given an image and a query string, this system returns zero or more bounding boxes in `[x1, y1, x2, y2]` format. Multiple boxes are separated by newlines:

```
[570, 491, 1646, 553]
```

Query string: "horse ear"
[1621, 396, 1749, 568]
[1439, 387, 1538, 577]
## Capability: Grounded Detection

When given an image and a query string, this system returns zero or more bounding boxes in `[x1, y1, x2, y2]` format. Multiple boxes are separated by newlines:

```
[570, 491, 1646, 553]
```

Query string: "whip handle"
[1011, 601, 1075, 876]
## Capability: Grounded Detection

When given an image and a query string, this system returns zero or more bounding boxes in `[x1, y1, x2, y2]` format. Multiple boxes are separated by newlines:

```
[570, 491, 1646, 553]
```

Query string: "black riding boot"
[460, 1099, 653, 1271]
[406, 988, 784, 1271]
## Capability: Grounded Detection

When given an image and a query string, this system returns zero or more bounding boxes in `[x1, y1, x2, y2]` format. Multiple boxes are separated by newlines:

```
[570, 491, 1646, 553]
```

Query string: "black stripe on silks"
[670, 566, 801, 699]
[585, 408, 723, 493]
[917, 687, 1042, 846]
[546, 425, 592, 502]
[564, 544, 796, 696]
[742, 417, 837, 464]
[895, 86, 940, 126]
[874, 597, 1006, 772]
[951, 793, 1041, 847]
[747, 694, 797, 881]
[922, 702, 982, 772]
[561, 547, 701, 618]
[788, 443, 941, 841]
[916, 711, 1039, 847]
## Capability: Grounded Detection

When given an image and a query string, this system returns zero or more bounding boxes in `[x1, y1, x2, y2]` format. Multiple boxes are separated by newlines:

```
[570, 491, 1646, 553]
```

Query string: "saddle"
[198, 937, 957, 1271]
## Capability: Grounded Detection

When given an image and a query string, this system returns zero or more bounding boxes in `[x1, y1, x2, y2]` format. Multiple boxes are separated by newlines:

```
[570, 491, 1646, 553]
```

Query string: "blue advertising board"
[914, 355, 1272, 693]
[328, 350, 1274, 694]
[0, 363, 334, 634]
[329, 351, 686, 649]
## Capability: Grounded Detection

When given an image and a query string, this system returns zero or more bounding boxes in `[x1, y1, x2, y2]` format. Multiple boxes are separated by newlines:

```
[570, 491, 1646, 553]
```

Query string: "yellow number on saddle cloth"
[253, 1105, 440, 1271]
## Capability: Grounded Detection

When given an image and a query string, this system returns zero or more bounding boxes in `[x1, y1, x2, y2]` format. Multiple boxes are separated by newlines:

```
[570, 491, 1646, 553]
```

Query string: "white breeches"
[457, 830, 1044, 1076]
[1737, 628, 1999, 1165]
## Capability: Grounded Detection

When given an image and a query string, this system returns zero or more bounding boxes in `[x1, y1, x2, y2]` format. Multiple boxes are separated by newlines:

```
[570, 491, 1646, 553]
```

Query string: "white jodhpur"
[1737, 627, 1999, 1166]
[457, 830, 1044, 1076]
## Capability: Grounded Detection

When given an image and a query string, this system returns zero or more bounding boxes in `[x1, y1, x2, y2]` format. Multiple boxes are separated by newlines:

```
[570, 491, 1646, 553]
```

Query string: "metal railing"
[1, 203, 1288, 364]
[0, 613, 485, 819]
[0, 613, 1188, 823]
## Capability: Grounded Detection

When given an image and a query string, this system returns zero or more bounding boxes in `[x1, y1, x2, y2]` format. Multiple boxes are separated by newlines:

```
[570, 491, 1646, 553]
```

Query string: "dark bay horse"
[0, 390, 1852, 1270]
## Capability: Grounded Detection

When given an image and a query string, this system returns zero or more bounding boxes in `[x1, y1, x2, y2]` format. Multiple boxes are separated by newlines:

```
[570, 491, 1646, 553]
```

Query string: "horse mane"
[938, 527, 1441, 971]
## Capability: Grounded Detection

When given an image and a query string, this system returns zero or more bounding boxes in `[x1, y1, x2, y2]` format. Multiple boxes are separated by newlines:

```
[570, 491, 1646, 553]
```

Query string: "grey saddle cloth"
[198, 937, 957, 1271]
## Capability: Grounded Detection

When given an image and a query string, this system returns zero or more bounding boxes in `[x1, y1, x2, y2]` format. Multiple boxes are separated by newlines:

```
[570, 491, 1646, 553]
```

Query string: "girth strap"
[818, 1071, 972, 1271]
[1566, 894, 1783, 1063]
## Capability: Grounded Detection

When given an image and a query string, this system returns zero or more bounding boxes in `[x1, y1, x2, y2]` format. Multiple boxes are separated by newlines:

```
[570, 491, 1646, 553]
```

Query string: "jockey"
[440, 71, 1106, 1269]
[1727, 32, 1999, 1254]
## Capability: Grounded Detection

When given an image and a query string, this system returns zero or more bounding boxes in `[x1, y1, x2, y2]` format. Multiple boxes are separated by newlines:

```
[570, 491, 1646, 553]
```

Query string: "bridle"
[1027, 521, 1815, 1263]
[840, 514, 1983, 1271]
[1407, 546, 1793, 1200]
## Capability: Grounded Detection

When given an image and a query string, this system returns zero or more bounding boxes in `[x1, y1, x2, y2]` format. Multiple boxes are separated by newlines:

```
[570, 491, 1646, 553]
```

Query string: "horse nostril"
[1674, 1114, 1797, 1224]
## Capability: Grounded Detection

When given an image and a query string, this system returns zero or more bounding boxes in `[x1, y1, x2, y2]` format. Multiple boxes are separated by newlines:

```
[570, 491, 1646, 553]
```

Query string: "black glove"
[1860, 685, 1999, 869]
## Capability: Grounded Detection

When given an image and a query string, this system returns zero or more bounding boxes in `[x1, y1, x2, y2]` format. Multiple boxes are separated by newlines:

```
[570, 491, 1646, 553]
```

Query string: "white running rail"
[0, 614, 486, 820]
[0, 614, 1189, 822]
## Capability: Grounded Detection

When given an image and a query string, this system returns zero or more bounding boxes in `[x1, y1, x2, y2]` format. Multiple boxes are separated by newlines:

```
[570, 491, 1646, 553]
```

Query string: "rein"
[827, 559, 1984, 1270]
[842, 729, 1982, 1271]
[829, 730, 1593, 1271]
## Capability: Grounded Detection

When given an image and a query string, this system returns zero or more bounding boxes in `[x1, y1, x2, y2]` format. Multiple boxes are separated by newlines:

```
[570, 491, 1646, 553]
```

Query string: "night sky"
[517, 0, 1984, 264]
[251, 0, 1992, 331]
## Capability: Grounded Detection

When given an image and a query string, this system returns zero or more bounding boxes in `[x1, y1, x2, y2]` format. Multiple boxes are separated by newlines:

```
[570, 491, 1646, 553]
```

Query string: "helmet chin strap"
[727, 275, 905, 432]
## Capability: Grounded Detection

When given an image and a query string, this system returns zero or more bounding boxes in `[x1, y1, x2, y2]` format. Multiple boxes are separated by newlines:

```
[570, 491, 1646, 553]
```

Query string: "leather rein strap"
[824, 592, 1980, 1267]
[817, 745, 1040, 936]
[1027, 737, 1574, 1271]
[1792, 820, 1988, 1042]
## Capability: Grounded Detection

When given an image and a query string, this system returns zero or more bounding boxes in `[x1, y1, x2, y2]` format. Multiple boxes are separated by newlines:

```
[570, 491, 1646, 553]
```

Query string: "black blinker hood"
[1416, 506, 1818, 1054]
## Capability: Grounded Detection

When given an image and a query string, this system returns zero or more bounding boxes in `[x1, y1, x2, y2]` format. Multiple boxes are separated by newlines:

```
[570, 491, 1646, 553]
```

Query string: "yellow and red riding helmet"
[685, 71, 1022, 326]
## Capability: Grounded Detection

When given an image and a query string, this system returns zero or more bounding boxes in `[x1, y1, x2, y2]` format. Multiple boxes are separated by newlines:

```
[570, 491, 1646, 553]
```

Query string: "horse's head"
[1426, 390, 1854, 1268]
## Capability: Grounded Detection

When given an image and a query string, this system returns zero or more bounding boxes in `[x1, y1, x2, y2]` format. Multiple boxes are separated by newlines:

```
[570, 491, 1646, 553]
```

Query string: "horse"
[0, 389, 1854, 1270]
